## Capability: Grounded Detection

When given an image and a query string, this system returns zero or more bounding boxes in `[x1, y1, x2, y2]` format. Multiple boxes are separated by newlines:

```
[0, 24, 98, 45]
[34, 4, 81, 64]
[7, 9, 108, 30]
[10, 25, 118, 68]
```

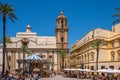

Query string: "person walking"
[33, 72, 39, 80]
[30, 73, 34, 80]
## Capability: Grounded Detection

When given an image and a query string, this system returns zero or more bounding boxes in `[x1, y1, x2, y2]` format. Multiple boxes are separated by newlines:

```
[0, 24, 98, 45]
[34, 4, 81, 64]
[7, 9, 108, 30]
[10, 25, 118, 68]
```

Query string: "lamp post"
[17, 59, 22, 72]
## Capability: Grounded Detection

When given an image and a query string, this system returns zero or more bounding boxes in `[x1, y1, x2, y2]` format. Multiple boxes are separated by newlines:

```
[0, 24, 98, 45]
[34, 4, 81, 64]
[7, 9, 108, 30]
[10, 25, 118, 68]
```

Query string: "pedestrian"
[33, 72, 39, 80]
[30, 73, 33, 80]
[54, 71, 56, 76]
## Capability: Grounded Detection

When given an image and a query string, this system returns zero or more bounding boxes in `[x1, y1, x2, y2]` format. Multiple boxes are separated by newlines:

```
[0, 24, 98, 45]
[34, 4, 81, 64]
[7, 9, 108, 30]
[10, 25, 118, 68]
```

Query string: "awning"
[33, 68, 40, 71]
[25, 54, 43, 61]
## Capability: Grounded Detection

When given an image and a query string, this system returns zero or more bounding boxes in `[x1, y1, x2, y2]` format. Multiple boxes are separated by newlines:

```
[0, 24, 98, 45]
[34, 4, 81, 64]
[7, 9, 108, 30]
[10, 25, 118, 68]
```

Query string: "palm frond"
[0, 36, 12, 43]
[112, 8, 120, 24]
[21, 45, 31, 54]
[8, 13, 17, 19]
[60, 50, 66, 58]
[0, 3, 3, 10]
[112, 14, 120, 17]
[99, 39, 107, 47]
[8, 17, 14, 23]
[21, 45, 28, 53]
[113, 19, 120, 25]
[90, 39, 107, 49]
[0, 3, 17, 23]
[5, 36, 12, 43]
[116, 8, 120, 11]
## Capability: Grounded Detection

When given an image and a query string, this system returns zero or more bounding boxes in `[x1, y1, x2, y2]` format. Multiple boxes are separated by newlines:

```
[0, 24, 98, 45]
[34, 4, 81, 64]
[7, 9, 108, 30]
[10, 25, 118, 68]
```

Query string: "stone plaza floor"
[26, 75, 90, 80]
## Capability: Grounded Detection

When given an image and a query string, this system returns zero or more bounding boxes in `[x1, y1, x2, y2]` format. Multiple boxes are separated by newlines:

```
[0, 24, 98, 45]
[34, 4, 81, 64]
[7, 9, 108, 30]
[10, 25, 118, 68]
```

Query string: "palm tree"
[60, 50, 67, 70]
[112, 8, 120, 25]
[0, 36, 12, 43]
[21, 45, 30, 71]
[0, 3, 17, 74]
[90, 38, 107, 70]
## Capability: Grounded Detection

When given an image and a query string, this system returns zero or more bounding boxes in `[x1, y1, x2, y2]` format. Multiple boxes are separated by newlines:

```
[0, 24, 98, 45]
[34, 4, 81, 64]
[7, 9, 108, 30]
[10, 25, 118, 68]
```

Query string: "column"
[54, 51, 57, 71]
[16, 51, 18, 70]
[52, 51, 54, 71]
[13, 52, 16, 73]
[57, 51, 60, 72]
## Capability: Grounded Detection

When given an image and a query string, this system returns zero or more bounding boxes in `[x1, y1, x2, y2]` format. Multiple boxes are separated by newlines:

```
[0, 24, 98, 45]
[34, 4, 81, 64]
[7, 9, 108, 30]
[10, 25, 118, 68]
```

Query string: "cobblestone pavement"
[26, 75, 90, 80]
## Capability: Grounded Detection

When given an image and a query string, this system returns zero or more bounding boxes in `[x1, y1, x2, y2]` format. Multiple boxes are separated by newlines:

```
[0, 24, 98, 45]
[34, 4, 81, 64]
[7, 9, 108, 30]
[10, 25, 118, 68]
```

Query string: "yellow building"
[70, 24, 120, 70]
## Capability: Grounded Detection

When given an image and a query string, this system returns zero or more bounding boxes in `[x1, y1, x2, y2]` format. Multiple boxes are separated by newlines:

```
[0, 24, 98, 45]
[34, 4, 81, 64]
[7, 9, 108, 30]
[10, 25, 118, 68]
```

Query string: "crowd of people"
[0, 70, 57, 80]
[2, 70, 120, 80]
[63, 71, 120, 80]
[0, 71, 39, 80]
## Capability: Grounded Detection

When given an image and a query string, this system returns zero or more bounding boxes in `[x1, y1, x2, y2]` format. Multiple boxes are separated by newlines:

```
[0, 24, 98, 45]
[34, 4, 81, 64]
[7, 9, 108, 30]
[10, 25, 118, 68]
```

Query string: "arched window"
[85, 54, 86, 62]
[111, 42, 114, 48]
[80, 56, 81, 62]
[90, 52, 94, 61]
[61, 37, 64, 42]
[61, 20, 64, 27]
[76, 56, 79, 63]
[82, 55, 83, 62]
[117, 50, 120, 60]
[61, 44, 64, 48]
[87, 53, 89, 62]
[49, 55, 52, 59]
[111, 51, 115, 61]
[8, 55, 11, 60]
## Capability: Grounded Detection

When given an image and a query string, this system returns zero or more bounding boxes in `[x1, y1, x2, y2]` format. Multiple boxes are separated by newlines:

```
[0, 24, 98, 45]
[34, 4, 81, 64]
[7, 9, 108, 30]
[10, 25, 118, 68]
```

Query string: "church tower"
[56, 11, 68, 49]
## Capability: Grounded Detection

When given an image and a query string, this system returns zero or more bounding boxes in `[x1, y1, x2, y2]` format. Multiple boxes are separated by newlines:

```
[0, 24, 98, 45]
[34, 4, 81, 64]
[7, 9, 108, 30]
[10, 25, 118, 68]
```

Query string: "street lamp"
[17, 59, 22, 72]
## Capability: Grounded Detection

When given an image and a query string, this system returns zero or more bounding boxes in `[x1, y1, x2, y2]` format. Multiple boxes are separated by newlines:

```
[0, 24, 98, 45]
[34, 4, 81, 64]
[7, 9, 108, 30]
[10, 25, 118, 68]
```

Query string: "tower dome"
[26, 25, 31, 32]
[57, 11, 66, 19]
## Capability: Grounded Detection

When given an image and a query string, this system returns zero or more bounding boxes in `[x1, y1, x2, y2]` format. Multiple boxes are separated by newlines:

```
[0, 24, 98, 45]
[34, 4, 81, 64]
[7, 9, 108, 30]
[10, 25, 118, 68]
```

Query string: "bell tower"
[56, 11, 68, 49]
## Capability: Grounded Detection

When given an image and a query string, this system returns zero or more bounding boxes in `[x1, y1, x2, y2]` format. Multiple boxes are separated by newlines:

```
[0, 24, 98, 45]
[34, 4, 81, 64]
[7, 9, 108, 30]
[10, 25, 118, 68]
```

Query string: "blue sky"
[0, 0, 120, 49]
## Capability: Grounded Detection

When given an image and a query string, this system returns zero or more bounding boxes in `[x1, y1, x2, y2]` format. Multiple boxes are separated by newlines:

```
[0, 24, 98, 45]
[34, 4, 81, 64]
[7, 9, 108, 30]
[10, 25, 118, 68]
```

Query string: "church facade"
[5, 11, 69, 73]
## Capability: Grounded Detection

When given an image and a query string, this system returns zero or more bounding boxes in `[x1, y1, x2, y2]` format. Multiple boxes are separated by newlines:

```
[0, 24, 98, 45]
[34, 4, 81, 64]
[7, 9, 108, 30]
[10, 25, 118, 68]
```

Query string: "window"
[85, 54, 86, 62]
[112, 42, 114, 48]
[91, 66, 94, 70]
[8, 55, 11, 60]
[101, 66, 105, 69]
[87, 53, 89, 62]
[61, 29, 64, 33]
[61, 44, 64, 48]
[111, 51, 115, 61]
[79, 56, 81, 62]
[61, 20, 64, 27]
[61, 37, 64, 42]
[117, 50, 120, 60]
[82, 55, 83, 62]
[90, 52, 94, 61]
[119, 40, 120, 46]
[109, 66, 114, 69]
[76, 56, 79, 63]
[118, 66, 120, 70]
[88, 66, 89, 69]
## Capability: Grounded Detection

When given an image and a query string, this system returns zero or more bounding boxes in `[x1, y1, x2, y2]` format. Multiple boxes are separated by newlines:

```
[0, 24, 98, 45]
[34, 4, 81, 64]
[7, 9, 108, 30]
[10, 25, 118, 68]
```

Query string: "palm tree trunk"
[62, 57, 64, 70]
[6, 49, 10, 71]
[23, 53, 25, 72]
[96, 46, 99, 70]
[5, 44, 10, 71]
[2, 16, 6, 75]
